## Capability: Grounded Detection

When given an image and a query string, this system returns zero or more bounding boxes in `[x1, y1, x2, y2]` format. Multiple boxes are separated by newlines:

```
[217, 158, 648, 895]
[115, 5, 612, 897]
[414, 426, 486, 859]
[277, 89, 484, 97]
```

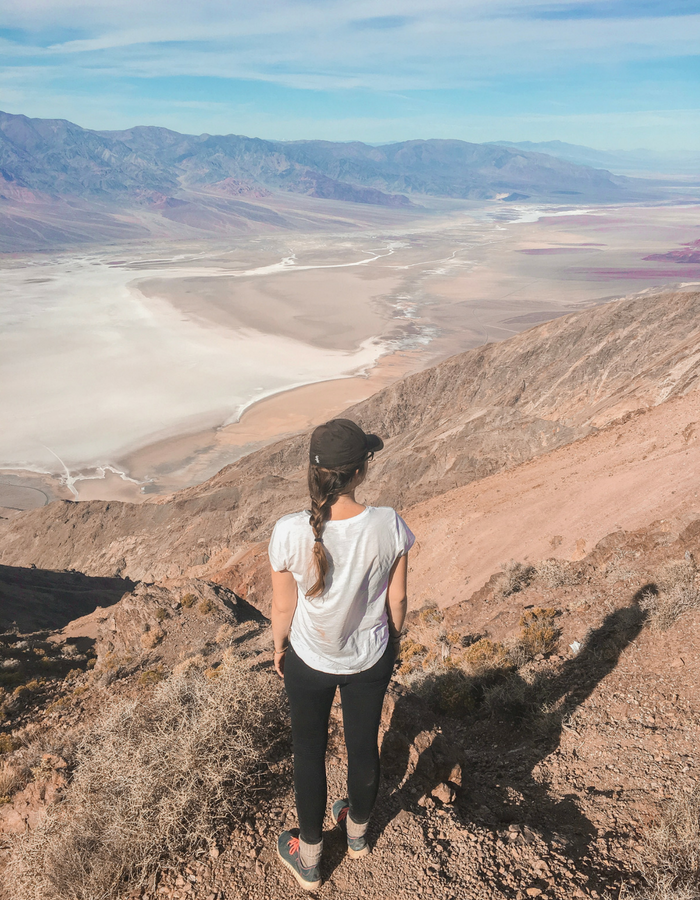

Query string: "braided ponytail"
[306, 460, 367, 598]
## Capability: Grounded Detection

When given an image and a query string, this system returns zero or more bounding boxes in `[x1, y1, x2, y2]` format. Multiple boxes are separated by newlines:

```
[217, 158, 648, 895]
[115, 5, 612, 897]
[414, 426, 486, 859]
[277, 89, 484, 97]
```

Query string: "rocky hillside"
[1, 289, 699, 588]
[1, 284, 700, 900]
[1, 514, 698, 900]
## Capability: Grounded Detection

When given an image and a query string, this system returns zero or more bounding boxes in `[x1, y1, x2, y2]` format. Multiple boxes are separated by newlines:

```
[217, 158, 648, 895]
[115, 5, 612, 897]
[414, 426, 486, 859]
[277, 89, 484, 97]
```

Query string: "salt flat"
[2, 200, 699, 507]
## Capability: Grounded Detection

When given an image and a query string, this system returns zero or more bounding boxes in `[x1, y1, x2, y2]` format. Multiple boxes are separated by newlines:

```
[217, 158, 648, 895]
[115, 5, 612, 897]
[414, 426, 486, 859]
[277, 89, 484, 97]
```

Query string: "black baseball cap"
[309, 418, 384, 468]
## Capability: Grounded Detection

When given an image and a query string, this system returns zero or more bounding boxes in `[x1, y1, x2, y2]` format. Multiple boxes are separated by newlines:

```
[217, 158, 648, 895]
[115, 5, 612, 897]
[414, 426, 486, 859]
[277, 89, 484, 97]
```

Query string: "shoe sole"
[276, 845, 322, 891]
[331, 806, 370, 859]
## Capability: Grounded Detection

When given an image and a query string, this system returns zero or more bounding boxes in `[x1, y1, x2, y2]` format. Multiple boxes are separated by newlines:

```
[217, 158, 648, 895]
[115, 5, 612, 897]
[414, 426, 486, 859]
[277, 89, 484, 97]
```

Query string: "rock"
[432, 783, 456, 805]
[209, 846, 219, 859]
[448, 762, 463, 787]
[0, 770, 67, 834]
[671, 657, 685, 668]
[526, 889, 542, 897]
[41, 753, 67, 769]
[395, 808, 413, 826]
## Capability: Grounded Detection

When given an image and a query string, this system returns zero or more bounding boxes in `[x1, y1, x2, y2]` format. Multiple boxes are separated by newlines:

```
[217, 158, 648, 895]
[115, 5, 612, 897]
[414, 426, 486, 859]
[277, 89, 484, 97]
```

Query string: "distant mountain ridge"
[494, 139, 700, 176]
[0, 109, 630, 207]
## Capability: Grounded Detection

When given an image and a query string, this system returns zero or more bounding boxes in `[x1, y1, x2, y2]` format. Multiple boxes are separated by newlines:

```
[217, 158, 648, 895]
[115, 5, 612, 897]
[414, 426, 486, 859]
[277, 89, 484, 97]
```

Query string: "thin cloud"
[1, 0, 698, 148]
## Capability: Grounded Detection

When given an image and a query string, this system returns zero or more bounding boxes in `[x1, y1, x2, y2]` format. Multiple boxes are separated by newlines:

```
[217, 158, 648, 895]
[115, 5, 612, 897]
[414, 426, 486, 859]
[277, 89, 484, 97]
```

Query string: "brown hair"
[306, 459, 367, 598]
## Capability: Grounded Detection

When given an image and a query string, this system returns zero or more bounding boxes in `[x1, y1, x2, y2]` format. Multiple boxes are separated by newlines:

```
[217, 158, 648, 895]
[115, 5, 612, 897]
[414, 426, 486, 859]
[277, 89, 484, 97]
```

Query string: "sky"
[1, 0, 699, 150]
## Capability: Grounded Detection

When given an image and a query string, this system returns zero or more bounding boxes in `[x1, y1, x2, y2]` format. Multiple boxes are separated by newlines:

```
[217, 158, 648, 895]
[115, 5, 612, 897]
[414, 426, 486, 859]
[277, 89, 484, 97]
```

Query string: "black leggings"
[284, 642, 394, 844]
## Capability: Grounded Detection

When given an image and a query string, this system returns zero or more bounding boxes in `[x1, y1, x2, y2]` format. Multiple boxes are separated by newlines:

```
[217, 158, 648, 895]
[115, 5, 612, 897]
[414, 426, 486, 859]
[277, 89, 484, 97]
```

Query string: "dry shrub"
[626, 883, 700, 900]
[641, 560, 700, 631]
[461, 638, 512, 674]
[154, 608, 168, 622]
[645, 783, 700, 886]
[140, 627, 165, 650]
[6, 660, 283, 900]
[515, 608, 560, 661]
[407, 638, 515, 718]
[215, 624, 235, 644]
[496, 560, 535, 598]
[0, 734, 17, 754]
[604, 548, 639, 584]
[425, 668, 479, 717]
[536, 559, 581, 589]
[198, 598, 215, 615]
[138, 667, 165, 686]
[181, 593, 197, 609]
[633, 782, 700, 900]
[0, 759, 21, 802]
[418, 606, 443, 626]
[397, 638, 429, 677]
[173, 653, 205, 676]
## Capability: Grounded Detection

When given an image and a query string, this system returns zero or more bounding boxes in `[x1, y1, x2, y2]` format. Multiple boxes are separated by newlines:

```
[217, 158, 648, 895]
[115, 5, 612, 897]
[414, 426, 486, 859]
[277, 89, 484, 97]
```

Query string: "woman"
[269, 418, 415, 890]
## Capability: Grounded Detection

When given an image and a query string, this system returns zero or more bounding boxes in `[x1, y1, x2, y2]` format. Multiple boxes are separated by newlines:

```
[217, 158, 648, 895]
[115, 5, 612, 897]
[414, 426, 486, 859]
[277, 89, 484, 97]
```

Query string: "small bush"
[173, 654, 205, 676]
[154, 608, 168, 622]
[215, 624, 235, 644]
[7, 661, 284, 900]
[140, 628, 165, 650]
[425, 669, 479, 717]
[138, 667, 165, 686]
[198, 598, 215, 615]
[496, 560, 535, 598]
[181, 593, 197, 609]
[636, 781, 700, 900]
[0, 760, 21, 801]
[641, 560, 700, 631]
[418, 606, 443, 626]
[0, 734, 17, 754]
[397, 638, 429, 676]
[516, 608, 560, 660]
[536, 559, 581, 589]
[461, 637, 511, 673]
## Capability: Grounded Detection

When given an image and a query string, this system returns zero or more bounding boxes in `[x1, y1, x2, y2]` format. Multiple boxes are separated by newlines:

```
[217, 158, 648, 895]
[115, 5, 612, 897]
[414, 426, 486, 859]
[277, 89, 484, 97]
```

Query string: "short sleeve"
[268, 519, 290, 572]
[395, 512, 415, 557]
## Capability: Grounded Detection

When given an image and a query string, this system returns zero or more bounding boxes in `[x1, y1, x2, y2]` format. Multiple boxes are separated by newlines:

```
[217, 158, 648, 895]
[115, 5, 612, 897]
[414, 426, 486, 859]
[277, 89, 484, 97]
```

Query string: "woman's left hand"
[273, 649, 286, 679]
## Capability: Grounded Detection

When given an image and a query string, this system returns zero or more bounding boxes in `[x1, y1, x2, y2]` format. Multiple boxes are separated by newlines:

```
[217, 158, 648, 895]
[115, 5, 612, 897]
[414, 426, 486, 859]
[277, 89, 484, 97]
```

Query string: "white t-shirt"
[268, 506, 415, 675]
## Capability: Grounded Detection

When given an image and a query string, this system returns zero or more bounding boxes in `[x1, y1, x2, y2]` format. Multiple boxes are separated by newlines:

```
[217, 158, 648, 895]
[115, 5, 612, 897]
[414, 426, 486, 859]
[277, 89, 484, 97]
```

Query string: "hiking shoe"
[276, 830, 322, 891]
[331, 799, 370, 858]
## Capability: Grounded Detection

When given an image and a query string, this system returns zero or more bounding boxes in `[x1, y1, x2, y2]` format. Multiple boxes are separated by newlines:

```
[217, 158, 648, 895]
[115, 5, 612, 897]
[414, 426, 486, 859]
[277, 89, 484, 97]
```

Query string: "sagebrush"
[6, 660, 284, 900]
[640, 560, 700, 631]
[637, 781, 700, 899]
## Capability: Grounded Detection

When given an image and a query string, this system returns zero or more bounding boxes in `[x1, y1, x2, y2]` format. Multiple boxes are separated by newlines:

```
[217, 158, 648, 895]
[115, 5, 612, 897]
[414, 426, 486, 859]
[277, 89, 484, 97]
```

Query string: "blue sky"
[1, 0, 699, 150]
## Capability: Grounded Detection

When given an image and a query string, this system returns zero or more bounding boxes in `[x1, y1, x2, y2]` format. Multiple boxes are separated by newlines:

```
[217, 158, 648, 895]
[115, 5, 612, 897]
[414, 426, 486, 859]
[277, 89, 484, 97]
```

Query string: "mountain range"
[0, 109, 631, 207]
[495, 139, 700, 177]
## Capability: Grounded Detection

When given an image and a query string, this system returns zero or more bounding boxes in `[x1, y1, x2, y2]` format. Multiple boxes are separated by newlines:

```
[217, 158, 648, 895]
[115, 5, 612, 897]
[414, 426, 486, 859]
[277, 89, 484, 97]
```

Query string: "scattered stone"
[448, 763, 463, 787]
[432, 783, 456, 805]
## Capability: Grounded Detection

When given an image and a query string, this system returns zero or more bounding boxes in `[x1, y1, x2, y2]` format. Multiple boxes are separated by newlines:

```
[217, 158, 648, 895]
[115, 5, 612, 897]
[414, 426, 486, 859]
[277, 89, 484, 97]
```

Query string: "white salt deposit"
[0, 252, 385, 476]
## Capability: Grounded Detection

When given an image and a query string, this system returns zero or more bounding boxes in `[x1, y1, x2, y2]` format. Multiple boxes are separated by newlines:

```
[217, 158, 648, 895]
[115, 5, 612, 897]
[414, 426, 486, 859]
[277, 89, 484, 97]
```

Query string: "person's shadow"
[371, 588, 652, 892]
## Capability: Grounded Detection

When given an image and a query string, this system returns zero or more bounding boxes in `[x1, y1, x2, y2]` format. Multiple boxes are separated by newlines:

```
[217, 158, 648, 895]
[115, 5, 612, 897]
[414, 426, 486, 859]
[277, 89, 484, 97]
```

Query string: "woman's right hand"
[273, 649, 286, 679]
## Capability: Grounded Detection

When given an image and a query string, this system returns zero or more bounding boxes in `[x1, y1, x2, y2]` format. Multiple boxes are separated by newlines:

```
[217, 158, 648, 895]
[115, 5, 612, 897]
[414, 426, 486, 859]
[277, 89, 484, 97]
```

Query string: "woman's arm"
[270, 568, 298, 678]
[386, 554, 409, 655]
